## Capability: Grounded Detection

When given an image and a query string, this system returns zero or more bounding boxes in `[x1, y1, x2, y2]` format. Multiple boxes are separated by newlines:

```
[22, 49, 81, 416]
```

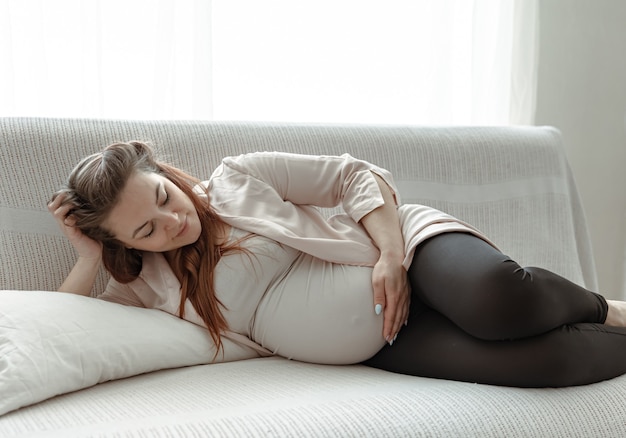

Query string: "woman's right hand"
[48, 193, 103, 260]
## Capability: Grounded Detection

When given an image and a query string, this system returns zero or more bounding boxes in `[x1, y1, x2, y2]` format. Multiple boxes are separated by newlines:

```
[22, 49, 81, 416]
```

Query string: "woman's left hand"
[372, 252, 410, 345]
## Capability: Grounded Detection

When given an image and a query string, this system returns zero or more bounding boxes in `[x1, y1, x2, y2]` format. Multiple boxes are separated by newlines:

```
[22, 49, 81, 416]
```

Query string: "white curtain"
[212, 0, 538, 125]
[0, 0, 538, 125]
[0, 0, 212, 120]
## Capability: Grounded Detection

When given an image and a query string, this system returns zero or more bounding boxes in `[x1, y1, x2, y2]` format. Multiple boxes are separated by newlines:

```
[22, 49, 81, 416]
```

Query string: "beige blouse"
[203, 152, 495, 269]
[99, 152, 495, 360]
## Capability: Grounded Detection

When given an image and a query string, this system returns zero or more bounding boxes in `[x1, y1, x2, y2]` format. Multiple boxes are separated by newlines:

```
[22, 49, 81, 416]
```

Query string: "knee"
[454, 261, 544, 341]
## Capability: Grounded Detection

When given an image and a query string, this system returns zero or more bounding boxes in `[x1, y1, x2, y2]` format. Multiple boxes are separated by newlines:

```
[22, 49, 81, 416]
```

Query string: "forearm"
[360, 173, 409, 343]
[359, 173, 404, 261]
[58, 256, 101, 296]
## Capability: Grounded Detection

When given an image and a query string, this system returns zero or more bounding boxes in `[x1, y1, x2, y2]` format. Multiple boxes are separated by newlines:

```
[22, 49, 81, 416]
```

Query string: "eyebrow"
[131, 182, 161, 239]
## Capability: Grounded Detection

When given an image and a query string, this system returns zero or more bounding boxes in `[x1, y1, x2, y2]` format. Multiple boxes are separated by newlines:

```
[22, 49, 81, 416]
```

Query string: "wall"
[535, 0, 626, 298]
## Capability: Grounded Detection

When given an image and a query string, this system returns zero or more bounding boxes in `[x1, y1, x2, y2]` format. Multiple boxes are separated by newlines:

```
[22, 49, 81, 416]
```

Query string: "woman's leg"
[363, 232, 626, 387]
[407, 232, 607, 341]
[364, 305, 626, 387]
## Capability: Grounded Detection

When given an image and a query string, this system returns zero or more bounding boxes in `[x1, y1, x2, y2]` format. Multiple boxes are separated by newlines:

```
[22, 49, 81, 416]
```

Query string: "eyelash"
[143, 190, 170, 239]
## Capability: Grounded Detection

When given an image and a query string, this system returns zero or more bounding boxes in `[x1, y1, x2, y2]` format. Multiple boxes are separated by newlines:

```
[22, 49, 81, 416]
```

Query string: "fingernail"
[405, 320, 409, 327]
[375, 304, 382, 315]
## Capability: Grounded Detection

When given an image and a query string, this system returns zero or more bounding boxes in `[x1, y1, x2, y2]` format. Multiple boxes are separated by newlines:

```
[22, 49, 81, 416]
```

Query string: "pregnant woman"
[49, 140, 626, 388]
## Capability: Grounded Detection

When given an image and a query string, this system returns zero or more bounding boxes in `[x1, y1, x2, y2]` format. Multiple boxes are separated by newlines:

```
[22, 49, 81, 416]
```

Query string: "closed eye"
[143, 188, 169, 238]
[143, 226, 154, 239]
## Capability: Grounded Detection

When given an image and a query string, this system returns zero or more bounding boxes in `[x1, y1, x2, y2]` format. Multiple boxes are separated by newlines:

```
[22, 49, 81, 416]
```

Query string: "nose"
[162, 211, 179, 230]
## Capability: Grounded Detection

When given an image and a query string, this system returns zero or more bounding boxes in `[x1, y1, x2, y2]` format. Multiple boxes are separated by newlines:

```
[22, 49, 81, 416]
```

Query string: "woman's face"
[103, 171, 202, 253]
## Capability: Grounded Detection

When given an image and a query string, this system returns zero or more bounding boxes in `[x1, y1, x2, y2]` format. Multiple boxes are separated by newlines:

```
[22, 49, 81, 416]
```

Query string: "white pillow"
[0, 290, 258, 416]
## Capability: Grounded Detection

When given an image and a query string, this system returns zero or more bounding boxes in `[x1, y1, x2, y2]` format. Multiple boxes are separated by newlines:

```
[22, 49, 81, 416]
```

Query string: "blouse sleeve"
[97, 277, 145, 307]
[214, 152, 400, 223]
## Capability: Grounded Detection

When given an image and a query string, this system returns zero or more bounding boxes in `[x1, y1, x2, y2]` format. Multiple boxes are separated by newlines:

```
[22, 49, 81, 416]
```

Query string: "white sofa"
[1, 118, 625, 437]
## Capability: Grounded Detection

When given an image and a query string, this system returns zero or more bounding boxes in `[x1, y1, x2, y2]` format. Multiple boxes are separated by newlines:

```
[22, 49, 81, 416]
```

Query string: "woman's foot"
[605, 300, 626, 327]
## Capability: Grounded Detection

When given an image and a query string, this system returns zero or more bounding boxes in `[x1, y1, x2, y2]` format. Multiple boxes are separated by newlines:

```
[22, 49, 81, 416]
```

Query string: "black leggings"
[364, 232, 626, 387]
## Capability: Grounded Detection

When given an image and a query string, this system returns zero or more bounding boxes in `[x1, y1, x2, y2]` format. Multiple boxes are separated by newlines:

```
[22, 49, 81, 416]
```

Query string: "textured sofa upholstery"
[1, 118, 625, 437]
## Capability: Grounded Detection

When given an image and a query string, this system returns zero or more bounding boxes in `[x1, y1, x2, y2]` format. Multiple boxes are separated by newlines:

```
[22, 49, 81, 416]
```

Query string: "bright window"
[0, 0, 537, 124]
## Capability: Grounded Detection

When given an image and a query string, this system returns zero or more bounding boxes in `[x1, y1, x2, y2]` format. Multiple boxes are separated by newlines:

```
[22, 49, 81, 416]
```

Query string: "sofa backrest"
[0, 118, 597, 294]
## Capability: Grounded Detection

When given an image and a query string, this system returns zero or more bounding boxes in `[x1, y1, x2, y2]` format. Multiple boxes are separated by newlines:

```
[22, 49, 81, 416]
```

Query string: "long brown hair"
[57, 141, 235, 352]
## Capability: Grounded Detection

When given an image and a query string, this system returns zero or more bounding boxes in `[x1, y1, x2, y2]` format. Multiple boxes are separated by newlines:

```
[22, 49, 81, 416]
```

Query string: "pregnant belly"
[251, 254, 386, 364]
